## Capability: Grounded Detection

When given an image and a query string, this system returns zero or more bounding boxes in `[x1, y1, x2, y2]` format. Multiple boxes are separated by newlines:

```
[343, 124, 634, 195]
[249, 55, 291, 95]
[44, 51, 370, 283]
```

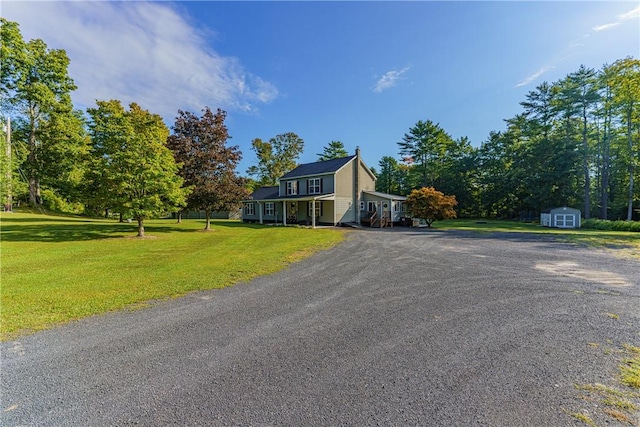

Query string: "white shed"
[540, 207, 581, 228]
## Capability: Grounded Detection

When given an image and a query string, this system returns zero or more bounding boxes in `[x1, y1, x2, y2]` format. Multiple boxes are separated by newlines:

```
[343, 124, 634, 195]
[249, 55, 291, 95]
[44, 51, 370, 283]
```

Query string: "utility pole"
[3, 116, 12, 212]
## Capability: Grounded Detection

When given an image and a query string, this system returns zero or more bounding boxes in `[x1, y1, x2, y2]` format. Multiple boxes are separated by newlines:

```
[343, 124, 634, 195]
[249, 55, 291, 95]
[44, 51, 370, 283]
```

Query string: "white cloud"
[591, 5, 639, 33]
[516, 66, 555, 88]
[2, 1, 278, 120]
[373, 67, 410, 93]
[593, 22, 621, 32]
[522, 4, 637, 91]
[619, 6, 640, 21]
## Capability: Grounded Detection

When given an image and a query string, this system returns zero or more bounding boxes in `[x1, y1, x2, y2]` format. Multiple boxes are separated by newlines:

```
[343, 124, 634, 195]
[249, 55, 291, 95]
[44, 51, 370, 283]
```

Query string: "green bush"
[582, 218, 640, 232]
[41, 189, 85, 214]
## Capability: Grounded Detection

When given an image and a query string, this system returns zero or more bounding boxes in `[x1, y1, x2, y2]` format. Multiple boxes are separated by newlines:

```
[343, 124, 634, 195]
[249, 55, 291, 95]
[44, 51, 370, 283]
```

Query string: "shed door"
[556, 214, 575, 228]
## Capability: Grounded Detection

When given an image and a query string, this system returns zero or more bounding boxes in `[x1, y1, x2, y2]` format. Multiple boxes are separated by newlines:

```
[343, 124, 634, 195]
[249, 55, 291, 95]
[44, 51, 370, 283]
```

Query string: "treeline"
[375, 59, 640, 221]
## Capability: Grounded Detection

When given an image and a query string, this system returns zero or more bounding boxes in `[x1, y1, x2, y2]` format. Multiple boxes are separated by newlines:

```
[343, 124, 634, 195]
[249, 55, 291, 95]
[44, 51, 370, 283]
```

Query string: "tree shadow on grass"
[2, 217, 347, 243]
[208, 220, 270, 229]
[1, 223, 130, 242]
[0, 216, 99, 224]
[1, 221, 197, 243]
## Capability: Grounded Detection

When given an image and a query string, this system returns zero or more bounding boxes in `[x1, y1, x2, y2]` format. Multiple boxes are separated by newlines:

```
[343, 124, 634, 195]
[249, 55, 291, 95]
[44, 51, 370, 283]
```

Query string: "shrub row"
[582, 218, 640, 232]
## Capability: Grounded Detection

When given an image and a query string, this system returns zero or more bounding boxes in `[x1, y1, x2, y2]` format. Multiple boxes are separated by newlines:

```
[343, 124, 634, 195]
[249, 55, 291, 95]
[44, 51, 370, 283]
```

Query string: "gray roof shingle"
[280, 155, 355, 179]
[248, 186, 279, 200]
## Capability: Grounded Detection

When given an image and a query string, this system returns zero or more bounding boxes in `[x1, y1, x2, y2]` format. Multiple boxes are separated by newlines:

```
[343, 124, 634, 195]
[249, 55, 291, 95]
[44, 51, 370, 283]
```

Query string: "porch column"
[311, 199, 316, 228]
[258, 202, 263, 224]
[283, 202, 287, 226]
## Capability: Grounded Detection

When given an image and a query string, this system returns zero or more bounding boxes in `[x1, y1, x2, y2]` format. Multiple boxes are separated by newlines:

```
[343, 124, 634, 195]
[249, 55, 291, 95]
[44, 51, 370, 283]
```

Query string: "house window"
[286, 181, 298, 195]
[360, 201, 365, 211]
[244, 203, 255, 216]
[367, 201, 377, 212]
[308, 178, 322, 194]
[394, 201, 405, 212]
[308, 201, 322, 218]
[264, 202, 274, 216]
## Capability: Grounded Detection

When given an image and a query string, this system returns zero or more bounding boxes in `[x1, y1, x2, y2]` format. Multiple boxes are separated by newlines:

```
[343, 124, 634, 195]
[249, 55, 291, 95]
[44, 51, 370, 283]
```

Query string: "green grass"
[621, 345, 640, 390]
[574, 343, 640, 426]
[432, 219, 640, 259]
[569, 412, 597, 427]
[0, 212, 345, 340]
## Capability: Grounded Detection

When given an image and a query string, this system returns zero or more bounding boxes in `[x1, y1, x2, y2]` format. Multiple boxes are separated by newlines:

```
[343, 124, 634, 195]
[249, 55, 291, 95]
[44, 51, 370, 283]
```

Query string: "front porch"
[243, 196, 336, 228]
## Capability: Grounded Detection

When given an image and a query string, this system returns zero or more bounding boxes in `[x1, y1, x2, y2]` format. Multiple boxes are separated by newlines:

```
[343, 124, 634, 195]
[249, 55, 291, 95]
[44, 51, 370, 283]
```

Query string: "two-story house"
[242, 148, 407, 227]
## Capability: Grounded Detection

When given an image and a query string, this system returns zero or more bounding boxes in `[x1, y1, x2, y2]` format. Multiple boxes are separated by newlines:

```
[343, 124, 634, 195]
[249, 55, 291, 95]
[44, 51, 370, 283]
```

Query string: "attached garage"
[540, 207, 581, 229]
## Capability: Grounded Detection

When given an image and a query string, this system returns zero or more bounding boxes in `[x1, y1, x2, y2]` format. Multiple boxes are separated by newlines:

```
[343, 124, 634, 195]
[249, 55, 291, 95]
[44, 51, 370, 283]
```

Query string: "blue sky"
[3, 1, 639, 174]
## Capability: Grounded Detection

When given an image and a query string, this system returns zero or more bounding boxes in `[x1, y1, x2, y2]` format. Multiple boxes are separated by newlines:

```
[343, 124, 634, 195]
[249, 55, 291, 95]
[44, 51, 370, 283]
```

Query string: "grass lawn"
[433, 219, 640, 259]
[0, 212, 345, 340]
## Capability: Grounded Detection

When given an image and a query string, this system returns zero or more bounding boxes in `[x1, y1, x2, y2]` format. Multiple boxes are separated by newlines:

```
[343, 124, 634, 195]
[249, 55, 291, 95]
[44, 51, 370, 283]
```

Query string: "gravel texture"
[2, 228, 639, 426]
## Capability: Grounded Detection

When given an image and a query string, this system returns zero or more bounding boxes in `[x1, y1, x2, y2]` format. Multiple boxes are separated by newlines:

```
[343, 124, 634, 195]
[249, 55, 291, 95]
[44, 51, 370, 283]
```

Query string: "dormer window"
[308, 178, 322, 194]
[286, 181, 298, 195]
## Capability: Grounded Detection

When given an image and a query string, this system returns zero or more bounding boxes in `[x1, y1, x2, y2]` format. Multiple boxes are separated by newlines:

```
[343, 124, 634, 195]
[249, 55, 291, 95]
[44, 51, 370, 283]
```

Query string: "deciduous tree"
[405, 186, 457, 227]
[246, 132, 304, 185]
[167, 107, 249, 230]
[87, 100, 186, 237]
[38, 107, 89, 211]
[0, 18, 78, 207]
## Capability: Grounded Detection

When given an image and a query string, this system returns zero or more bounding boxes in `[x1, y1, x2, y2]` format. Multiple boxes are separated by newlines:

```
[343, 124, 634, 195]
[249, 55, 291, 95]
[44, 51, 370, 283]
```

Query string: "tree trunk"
[28, 177, 41, 206]
[119, 212, 124, 223]
[137, 218, 145, 237]
[177, 210, 183, 223]
[582, 110, 590, 219]
[628, 171, 635, 221]
[599, 113, 611, 219]
[204, 210, 211, 231]
[626, 110, 634, 221]
[28, 109, 41, 207]
[4, 117, 12, 212]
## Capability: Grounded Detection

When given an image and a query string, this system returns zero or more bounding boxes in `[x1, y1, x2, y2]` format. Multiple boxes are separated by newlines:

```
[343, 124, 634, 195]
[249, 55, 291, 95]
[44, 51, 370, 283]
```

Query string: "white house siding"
[335, 157, 375, 223]
[335, 197, 354, 224]
[335, 165, 354, 198]
[335, 161, 356, 222]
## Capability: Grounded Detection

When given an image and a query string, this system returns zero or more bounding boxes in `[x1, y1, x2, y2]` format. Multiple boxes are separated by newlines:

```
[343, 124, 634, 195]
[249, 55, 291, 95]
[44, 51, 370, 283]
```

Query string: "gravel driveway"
[2, 228, 639, 426]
